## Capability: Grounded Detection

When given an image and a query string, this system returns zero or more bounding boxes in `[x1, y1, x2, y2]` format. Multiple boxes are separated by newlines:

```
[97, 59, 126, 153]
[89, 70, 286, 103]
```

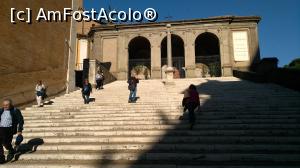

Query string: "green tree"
[284, 58, 300, 69]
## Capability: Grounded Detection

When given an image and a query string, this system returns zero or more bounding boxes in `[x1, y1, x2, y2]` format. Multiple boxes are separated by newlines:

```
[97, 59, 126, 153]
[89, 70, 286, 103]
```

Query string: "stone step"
[24, 107, 300, 113]
[23, 107, 181, 113]
[13, 151, 300, 162]
[23, 117, 300, 124]
[19, 129, 300, 137]
[24, 107, 181, 113]
[24, 118, 300, 125]
[22, 113, 182, 119]
[21, 111, 181, 117]
[50, 97, 300, 102]
[18, 136, 300, 144]
[4, 162, 300, 168]
[22, 119, 300, 127]
[6, 78, 300, 167]
[37, 108, 300, 114]
[24, 124, 300, 132]
[25, 105, 181, 111]
[22, 113, 300, 120]
[20, 110, 300, 117]
[11, 143, 300, 153]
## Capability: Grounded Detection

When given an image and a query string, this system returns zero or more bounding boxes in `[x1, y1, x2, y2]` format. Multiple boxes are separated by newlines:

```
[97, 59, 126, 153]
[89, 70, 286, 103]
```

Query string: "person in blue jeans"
[82, 79, 92, 104]
[127, 76, 139, 103]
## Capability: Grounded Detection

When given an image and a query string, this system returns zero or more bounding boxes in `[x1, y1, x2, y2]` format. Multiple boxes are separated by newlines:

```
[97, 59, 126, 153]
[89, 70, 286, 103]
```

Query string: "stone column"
[165, 24, 174, 80]
[220, 28, 233, 76]
[66, 0, 80, 93]
[88, 59, 97, 86]
[117, 35, 128, 80]
[250, 26, 260, 65]
[91, 34, 101, 60]
[185, 31, 196, 78]
[150, 35, 161, 79]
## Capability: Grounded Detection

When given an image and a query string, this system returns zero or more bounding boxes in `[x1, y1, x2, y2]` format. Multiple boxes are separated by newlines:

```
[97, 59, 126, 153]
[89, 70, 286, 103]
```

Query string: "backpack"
[96, 74, 103, 80]
[128, 79, 136, 90]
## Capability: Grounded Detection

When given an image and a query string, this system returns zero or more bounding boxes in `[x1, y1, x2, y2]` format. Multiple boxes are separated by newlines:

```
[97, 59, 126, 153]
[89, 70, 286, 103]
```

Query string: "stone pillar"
[185, 31, 196, 78]
[66, 0, 80, 93]
[250, 26, 260, 64]
[165, 24, 174, 80]
[91, 34, 101, 60]
[117, 35, 128, 80]
[220, 28, 233, 76]
[150, 36, 161, 79]
[88, 59, 97, 86]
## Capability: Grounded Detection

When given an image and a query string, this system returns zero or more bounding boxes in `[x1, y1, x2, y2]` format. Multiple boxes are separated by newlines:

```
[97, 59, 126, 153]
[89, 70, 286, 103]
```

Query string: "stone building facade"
[0, 0, 81, 105]
[86, 16, 261, 80]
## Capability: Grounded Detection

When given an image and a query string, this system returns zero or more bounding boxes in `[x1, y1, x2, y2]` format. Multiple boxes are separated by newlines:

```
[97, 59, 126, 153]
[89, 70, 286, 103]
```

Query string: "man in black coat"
[127, 76, 139, 103]
[0, 99, 24, 163]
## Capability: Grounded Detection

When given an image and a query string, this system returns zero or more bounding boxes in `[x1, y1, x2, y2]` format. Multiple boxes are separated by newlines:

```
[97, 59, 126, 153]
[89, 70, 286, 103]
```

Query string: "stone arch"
[128, 36, 151, 79]
[160, 34, 186, 78]
[194, 32, 222, 77]
[192, 30, 221, 44]
[157, 32, 186, 46]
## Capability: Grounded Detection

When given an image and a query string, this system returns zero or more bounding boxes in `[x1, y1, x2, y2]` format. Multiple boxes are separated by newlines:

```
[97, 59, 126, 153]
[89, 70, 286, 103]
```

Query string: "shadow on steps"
[93, 79, 300, 167]
[13, 138, 44, 162]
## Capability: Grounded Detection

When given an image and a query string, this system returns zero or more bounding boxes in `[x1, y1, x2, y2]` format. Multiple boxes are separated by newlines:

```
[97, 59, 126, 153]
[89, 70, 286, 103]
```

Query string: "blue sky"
[84, 0, 300, 66]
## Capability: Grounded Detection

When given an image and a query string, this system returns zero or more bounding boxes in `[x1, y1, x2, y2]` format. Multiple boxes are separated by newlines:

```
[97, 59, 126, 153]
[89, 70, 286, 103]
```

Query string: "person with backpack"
[35, 80, 46, 107]
[127, 75, 139, 103]
[100, 71, 105, 89]
[82, 79, 92, 104]
[95, 71, 105, 90]
[182, 84, 200, 130]
[0, 99, 24, 163]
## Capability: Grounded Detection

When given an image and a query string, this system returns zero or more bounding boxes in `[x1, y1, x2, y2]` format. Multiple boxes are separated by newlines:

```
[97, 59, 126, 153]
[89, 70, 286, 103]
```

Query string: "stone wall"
[0, 0, 72, 105]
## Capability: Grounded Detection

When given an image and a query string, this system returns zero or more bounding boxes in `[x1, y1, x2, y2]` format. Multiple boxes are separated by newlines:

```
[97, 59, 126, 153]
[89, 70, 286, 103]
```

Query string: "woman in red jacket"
[182, 84, 200, 130]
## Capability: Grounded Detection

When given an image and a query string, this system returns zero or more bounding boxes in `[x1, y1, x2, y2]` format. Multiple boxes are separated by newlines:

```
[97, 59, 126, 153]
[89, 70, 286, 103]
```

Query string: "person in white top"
[35, 80, 46, 107]
[0, 99, 24, 163]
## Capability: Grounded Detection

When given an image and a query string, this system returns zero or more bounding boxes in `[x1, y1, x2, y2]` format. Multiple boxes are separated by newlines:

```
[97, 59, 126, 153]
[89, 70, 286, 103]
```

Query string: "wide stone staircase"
[4, 77, 300, 168]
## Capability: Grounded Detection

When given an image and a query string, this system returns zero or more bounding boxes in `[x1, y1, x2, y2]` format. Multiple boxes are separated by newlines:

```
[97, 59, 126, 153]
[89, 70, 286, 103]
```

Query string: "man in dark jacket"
[0, 99, 24, 163]
[82, 79, 92, 104]
[127, 76, 139, 103]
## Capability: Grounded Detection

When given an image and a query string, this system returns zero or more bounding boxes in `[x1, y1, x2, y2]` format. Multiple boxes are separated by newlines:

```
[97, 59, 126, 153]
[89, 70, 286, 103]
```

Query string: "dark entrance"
[195, 32, 221, 77]
[75, 58, 89, 88]
[128, 36, 151, 79]
[161, 34, 185, 78]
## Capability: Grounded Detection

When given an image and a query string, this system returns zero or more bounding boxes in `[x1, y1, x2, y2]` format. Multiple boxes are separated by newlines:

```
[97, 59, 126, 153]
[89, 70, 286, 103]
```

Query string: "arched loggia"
[128, 36, 151, 79]
[161, 34, 185, 78]
[195, 32, 221, 77]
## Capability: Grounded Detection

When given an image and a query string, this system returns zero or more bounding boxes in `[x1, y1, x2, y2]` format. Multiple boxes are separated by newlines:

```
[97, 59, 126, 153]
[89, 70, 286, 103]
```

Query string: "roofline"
[89, 15, 261, 34]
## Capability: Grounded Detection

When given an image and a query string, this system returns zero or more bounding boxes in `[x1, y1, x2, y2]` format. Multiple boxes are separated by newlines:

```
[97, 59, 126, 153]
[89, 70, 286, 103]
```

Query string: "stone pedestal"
[118, 70, 128, 80]
[185, 65, 196, 78]
[151, 67, 161, 79]
[165, 67, 174, 80]
[223, 65, 233, 76]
